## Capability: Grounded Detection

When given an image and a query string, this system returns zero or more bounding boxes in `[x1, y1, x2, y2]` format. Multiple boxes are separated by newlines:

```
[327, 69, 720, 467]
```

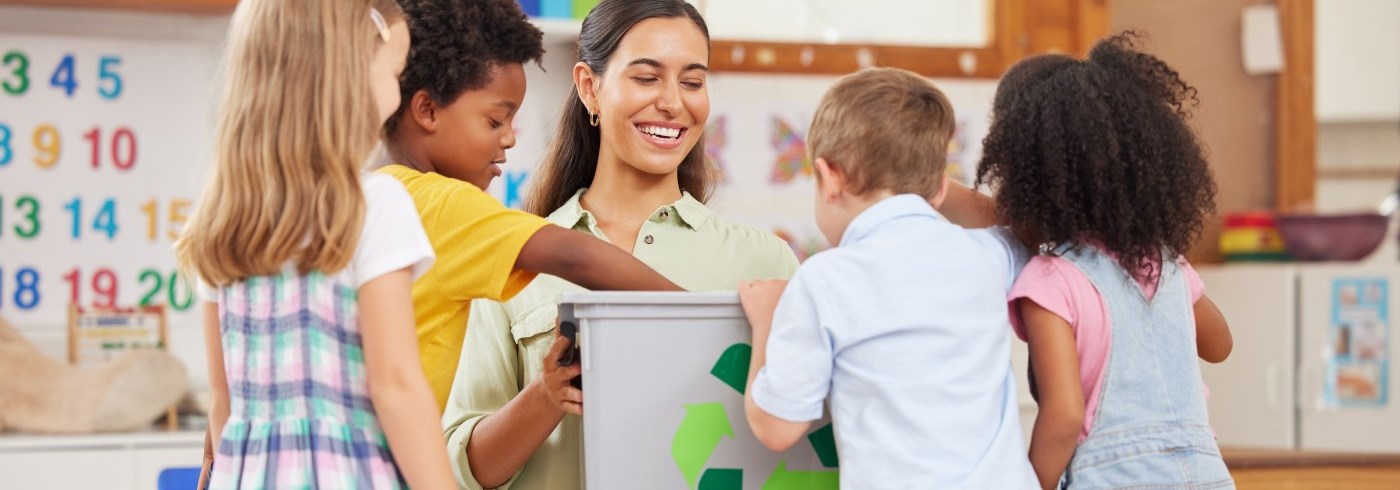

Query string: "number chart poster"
[0, 34, 217, 329]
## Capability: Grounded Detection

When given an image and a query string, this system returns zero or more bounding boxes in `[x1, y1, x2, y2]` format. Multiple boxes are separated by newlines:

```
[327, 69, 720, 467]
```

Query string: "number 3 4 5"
[2, 51, 124, 100]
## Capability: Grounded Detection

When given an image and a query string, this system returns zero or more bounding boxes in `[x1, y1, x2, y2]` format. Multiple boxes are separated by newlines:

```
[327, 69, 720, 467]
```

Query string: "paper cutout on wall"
[770, 117, 813, 184]
[946, 118, 973, 185]
[503, 170, 529, 209]
[705, 116, 729, 183]
[1326, 278, 1389, 407]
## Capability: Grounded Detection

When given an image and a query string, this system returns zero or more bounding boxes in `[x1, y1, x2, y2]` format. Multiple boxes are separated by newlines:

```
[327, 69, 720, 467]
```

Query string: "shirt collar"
[545, 188, 712, 231]
[839, 194, 942, 247]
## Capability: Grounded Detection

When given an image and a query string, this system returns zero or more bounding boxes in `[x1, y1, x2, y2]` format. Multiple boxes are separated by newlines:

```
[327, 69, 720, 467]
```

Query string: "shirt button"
[644, 235, 655, 245]
[660, 210, 670, 219]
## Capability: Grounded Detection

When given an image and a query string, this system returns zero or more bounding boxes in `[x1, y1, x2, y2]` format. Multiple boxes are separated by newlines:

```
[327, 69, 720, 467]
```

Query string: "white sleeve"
[352, 174, 435, 288]
[196, 277, 218, 303]
[970, 226, 1031, 295]
[749, 269, 833, 423]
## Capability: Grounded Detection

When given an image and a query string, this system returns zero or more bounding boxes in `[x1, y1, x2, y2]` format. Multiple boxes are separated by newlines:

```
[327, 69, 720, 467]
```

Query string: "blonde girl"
[179, 0, 453, 488]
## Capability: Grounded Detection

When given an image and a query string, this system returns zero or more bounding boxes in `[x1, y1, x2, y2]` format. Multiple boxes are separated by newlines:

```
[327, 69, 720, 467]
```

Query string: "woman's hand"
[539, 331, 584, 415]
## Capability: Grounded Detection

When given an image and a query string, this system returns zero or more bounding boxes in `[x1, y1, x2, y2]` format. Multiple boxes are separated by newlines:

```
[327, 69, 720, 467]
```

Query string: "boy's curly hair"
[975, 32, 1217, 281]
[386, 0, 544, 134]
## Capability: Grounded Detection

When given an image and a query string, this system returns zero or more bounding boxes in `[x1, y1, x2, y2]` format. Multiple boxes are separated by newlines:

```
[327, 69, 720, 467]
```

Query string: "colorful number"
[140, 199, 191, 241]
[92, 269, 117, 307]
[94, 198, 117, 240]
[168, 272, 193, 311]
[63, 268, 80, 305]
[169, 199, 190, 240]
[0, 123, 10, 167]
[62, 198, 122, 239]
[85, 127, 138, 170]
[15, 267, 39, 310]
[0, 123, 11, 166]
[97, 56, 122, 100]
[2, 51, 28, 95]
[50, 54, 77, 97]
[138, 269, 162, 306]
[112, 127, 136, 170]
[33, 124, 60, 168]
[83, 127, 98, 168]
[63, 198, 81, 239]
[141, 199, 157, 241]
[137, 269, 193, 311]
[14, 195, 39, 239]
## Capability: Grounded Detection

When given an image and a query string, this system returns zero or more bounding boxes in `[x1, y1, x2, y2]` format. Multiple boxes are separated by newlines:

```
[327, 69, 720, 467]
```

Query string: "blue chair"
[157, 467, 201, 490]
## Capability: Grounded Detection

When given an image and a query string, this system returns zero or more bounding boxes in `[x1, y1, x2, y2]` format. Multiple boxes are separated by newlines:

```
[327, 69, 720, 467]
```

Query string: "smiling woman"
[438, 1, 801, 489]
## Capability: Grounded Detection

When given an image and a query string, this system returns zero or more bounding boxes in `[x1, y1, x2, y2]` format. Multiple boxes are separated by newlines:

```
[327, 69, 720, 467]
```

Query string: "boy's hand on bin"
[541, 329, 584, 416]
[739, 280, 788, 335]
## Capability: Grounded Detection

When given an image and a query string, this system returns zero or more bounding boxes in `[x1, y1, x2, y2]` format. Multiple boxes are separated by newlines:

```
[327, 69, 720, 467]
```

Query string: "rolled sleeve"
[749, 272, 832, 423]
[445, 414, 522, 490]
[442, 298, 528, 489]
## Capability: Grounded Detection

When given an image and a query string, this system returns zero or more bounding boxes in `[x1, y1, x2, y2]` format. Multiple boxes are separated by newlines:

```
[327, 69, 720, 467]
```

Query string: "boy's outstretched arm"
[1020, 299, 1085, 490]
[739, 280, 813, 452]
[935, 180, 999, 229]
[515, 224, 682, 291]
[1194, 295, 1232, 363]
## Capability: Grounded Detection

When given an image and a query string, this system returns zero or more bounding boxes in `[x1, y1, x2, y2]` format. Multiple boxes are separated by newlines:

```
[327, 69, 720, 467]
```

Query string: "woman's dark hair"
[975, 31, 1217, 281]
[524, 0, 713, 216]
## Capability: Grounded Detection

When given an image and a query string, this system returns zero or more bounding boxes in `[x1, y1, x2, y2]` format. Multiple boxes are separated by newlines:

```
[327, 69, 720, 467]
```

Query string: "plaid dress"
[209, 270, 406, 489]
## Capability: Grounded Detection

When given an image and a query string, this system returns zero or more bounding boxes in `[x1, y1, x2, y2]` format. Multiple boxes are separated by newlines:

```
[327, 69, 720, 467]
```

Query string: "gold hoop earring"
[589, 111, 600, 127]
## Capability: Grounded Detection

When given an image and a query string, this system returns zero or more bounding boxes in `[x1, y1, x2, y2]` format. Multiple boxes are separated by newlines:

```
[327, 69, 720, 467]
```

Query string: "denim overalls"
[1057, 244, 1234, 489]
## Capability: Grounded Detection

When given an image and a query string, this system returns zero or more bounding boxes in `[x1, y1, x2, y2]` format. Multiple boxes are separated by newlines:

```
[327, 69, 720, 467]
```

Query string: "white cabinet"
[0, 431, 203, 489]
[1198, 263, 1400, 453]
[1197, 264, 1298, 449]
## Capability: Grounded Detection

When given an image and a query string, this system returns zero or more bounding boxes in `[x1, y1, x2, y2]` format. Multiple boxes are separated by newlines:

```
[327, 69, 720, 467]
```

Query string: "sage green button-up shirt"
[441, 189, 799, 490]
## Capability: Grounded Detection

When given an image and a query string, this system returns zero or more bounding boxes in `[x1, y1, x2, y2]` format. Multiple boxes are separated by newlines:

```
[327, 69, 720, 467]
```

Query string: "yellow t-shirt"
[377, 165, 551, 409]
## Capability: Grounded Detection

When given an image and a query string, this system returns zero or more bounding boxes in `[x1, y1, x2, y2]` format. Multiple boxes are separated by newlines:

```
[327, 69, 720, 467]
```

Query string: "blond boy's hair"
[177, 0, 404, 286]
[807, 67, 955, 199]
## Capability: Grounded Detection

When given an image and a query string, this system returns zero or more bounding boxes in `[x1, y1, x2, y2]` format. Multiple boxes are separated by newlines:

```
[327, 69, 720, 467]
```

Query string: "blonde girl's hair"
[177, 0, 404, 286]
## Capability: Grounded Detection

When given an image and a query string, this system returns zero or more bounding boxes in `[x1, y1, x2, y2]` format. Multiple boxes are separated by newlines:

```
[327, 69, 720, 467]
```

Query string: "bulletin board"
[0, 31, 218, 330]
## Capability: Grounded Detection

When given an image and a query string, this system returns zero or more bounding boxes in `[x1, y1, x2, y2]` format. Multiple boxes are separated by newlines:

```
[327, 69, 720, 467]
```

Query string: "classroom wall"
[695, 0, 990, 46]
[1111, 0, 1277, 262]
[1313, 0, 1399, 215]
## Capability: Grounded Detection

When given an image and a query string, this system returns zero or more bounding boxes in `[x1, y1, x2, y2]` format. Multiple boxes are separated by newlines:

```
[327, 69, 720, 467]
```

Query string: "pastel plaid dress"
[209, 270, 406, 489]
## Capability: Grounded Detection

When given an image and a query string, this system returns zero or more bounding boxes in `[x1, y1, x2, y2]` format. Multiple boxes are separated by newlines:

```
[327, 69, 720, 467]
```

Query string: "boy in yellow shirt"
[379, 0, 678, 409]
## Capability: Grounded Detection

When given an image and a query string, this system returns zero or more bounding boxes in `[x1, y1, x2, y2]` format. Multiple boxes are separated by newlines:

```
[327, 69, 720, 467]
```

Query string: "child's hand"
[541, 332, 583, 415]
[739, 280, 788, 335]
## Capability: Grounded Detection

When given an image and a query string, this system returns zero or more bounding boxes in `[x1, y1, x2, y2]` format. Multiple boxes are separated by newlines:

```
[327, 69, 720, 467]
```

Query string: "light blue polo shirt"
[750, 194, 1037, 489]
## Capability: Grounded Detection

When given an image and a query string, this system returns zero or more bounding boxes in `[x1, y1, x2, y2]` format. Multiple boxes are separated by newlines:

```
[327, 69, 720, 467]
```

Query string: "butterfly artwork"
[770, 117, 814, 184]
[704, 116, 728, 183]
[944, 118, 973, 184]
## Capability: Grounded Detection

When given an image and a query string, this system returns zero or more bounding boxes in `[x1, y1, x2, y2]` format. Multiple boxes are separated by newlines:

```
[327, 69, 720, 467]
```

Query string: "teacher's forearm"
[465, 379, 567, 488]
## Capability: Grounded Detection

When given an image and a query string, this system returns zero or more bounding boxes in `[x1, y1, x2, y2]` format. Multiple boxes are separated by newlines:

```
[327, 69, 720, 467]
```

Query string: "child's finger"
[564, 387, 583, 404]
[563, 401, 583, 416]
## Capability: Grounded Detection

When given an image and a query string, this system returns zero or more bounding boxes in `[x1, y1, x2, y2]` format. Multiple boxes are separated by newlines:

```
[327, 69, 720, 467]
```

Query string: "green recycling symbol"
[670, 343, 840, 489]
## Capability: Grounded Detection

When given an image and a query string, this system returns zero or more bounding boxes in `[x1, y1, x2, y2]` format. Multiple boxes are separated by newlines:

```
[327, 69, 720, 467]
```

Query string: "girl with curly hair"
[976, 32, 1235, 489]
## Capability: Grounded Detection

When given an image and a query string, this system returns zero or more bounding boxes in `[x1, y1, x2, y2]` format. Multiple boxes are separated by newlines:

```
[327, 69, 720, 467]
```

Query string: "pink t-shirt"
[1008, 253, 1204, 442]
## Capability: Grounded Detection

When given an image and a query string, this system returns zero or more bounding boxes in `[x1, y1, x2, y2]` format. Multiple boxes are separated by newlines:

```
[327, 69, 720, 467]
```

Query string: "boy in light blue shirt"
[740, 67, 1037, 489]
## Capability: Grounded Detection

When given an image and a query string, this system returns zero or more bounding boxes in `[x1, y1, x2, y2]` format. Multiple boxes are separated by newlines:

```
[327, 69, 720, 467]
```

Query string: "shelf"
[0, 430, 204, 453]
